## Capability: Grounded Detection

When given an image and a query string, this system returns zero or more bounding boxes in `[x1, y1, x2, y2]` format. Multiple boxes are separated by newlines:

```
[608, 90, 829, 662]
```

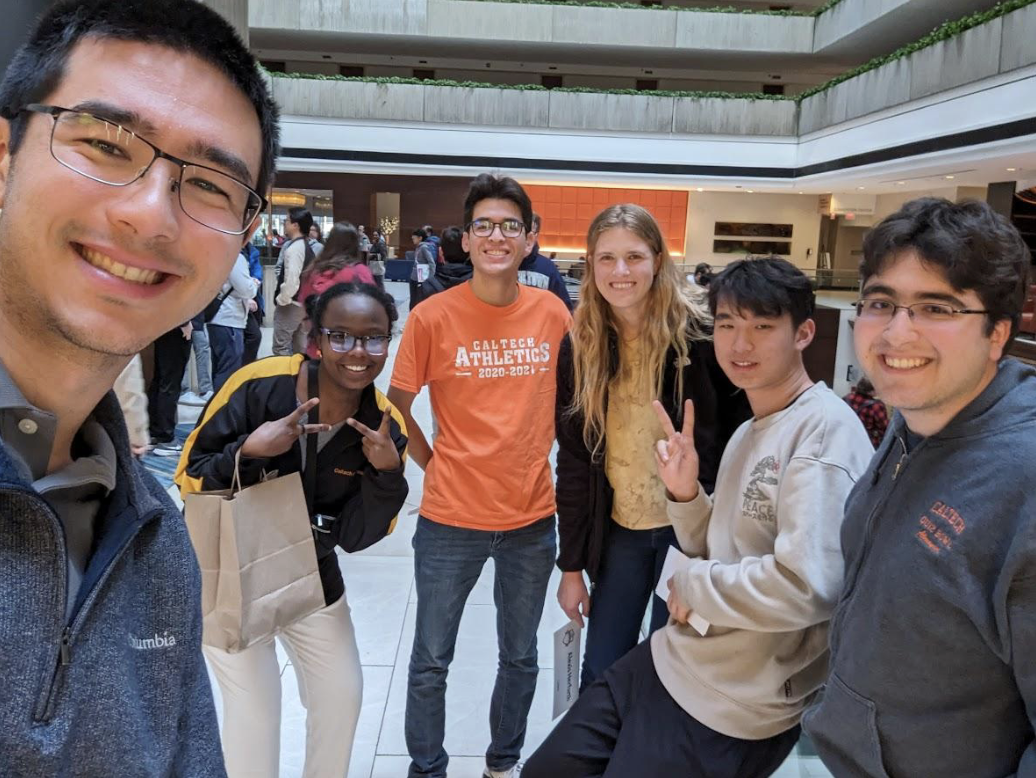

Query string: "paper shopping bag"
[184, 470, 324, 652]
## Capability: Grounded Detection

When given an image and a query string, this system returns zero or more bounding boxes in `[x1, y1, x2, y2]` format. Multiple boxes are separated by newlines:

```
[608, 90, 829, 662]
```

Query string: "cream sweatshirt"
[650, 382, 874, 740]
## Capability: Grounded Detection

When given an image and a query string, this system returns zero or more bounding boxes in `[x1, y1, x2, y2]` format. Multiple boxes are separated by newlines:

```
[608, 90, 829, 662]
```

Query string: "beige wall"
[685, 192, 822, 270]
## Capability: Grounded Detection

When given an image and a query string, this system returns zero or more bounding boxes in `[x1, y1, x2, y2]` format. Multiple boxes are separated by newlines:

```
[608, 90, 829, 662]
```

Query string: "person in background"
[554, 204, 750, 689]
[309, 223, 323, 243]
[178, 282, 409, 778]
[298, 221, 376, 356]
[527, 257, 873, 778]
[179, 320, 214, 406]
[273, 207, 321, 356]
[113, 354, 149, 457]
[387, 174, 571, 778]
[693, 262, 713, 288]
[242, 239, 265, 366]
[150, 316, 199, 458]
[842, 375, 889, 447]
[367, 228, 387, 290]
[409, 226, 437, 310]
[208, 249, 258, 394]
[520, 212, 573, 311]
[358, 224, 372, 253]
[803, 198, 1036, 778]
[435, 225, 473, 291]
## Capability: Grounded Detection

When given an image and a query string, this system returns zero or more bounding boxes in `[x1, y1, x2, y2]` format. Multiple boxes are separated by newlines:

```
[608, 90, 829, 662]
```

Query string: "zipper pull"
[891, 437, 908, 481]
[60, 628, 72, 667]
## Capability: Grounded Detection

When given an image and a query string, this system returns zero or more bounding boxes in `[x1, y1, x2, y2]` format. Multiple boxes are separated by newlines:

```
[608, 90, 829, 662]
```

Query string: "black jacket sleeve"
[183, 382, 271, 491]
[555, 335, 594, 573]
[334, 419, 409, 552]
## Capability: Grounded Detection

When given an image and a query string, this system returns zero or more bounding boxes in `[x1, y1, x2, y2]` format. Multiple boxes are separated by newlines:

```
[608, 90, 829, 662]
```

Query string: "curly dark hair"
[463, 173, 534, 232]
[861, 197, 1031, 347]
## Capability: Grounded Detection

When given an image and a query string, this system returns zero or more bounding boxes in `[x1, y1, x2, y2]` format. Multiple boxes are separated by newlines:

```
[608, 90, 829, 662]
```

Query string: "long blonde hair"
[570, 204, 711, 454]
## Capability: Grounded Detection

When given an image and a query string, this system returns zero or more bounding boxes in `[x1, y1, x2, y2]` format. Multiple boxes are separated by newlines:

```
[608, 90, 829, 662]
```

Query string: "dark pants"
[525, 642, 800, 778]
[408, 278, 421, 310]
[148, 327, 191, 443]
[582, 521, 678, 689]
[242, 307, 263, 366]
[208, 323, 244, 395]
[406, 516, 556, 778]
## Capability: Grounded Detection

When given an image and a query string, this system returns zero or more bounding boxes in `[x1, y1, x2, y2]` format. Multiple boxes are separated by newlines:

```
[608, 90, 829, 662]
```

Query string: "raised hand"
[652, 399, 700, 503]
[347, 407, 402, 472]
[240, 397, 331, 459]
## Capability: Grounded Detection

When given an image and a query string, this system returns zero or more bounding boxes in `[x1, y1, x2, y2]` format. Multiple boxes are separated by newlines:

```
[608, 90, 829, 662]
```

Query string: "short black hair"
[440, 226, 468, 264]
[709, 256, 815, 328]
[532, 212, 542, 232]
[463, 173, 533, 232]
[0, 0, 279, 194]
[422, 224, 434, 238]
[309, 282, 399, 345]
[862, 197, 1031, 345]
[411, 228, 426, 239]
[288, 207, 313, 238]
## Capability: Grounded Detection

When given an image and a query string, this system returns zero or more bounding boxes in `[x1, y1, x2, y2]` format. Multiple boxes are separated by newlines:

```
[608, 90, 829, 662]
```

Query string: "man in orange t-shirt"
[388, 174, 571, 778]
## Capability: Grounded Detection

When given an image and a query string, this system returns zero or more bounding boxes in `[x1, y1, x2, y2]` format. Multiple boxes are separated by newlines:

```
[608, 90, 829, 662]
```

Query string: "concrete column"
[0, 0, 53, 80]
[198, 0, 249, 46]
[987, 181, 1017, 219]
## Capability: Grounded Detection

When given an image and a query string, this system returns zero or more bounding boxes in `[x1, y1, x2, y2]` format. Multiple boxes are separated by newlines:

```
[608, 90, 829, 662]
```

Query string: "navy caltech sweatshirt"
[0, 392, 225, 776]
[803, 358, 1036, 777]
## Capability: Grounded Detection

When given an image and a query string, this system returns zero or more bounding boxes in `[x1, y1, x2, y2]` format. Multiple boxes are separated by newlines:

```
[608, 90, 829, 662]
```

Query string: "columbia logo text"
[129, 632, 178, 650]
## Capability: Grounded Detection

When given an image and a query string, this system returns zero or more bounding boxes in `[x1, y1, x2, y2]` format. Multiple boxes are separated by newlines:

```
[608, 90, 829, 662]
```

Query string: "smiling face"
[713, 300, 814, 401]
[316, 293, 391, 392]
[853, 250, 1009, 435]
[0, 38, 262, 358]
[590, 227, 658, 319]
[461, 198, 528, 279]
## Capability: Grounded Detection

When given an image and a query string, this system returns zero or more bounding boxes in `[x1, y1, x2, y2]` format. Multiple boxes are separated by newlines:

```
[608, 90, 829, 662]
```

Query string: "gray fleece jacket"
[803, 358, 1036, 777]
[0, 391, 225, 776]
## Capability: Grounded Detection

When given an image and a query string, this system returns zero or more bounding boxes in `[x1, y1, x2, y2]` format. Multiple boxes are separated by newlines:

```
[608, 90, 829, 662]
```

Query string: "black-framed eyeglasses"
[855, 298, 989, 325]
[466, 218, 526, 239]
[20, 104, 266, 236]
[320, 329, 392, 356]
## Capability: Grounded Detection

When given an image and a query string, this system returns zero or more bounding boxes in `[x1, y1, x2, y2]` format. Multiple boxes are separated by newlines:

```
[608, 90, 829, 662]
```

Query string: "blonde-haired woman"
[555, 204, 749, 688]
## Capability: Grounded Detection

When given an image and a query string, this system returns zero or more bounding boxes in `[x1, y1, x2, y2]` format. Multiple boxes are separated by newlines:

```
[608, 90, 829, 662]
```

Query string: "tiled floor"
[173, 282, 833, 778]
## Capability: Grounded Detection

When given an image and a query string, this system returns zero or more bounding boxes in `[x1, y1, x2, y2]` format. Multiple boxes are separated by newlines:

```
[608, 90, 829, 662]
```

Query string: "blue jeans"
[581, 521, 678, 689]
[180, 326, 213, 395]
[207, 324, 244, 395]
[406, 516, 557, 778]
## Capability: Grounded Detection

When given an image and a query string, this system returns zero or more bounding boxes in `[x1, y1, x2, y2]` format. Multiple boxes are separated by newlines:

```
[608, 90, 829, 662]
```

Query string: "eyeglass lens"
[49, 110, 260, 234]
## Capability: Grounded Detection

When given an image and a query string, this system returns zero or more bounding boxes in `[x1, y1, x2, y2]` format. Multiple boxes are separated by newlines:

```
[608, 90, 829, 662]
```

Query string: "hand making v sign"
[240, 397, 332, 459]
[651, 399, 700, 504]
[347, 407, 402, 472]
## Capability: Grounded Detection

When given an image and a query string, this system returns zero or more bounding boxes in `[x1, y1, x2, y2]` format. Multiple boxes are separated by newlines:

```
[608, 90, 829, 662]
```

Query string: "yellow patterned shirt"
[605, 338, 670, 530]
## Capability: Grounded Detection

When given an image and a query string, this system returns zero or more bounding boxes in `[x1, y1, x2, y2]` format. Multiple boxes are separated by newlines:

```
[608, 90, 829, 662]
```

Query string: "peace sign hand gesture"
[652, 399, 700, 503]
[240, 398, 332, 459]
[347, 407, 402, 472]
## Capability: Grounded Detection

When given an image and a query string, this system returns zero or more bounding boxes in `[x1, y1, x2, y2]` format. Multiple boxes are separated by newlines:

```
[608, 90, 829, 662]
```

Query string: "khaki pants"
[205, 594, 363, 778]
[272, 303, 307, 356]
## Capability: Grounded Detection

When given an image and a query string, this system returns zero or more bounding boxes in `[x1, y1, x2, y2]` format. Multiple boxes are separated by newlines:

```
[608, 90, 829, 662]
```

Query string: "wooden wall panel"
[524, 184, 688, 256]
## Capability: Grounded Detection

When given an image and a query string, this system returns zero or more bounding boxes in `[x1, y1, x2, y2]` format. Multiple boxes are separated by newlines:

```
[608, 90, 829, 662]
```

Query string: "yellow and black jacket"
[175, 354, 408, 606]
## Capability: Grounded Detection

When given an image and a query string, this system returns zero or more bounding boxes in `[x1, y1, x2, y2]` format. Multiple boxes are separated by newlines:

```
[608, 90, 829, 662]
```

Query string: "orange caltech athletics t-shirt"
[391, 282, 571, 530]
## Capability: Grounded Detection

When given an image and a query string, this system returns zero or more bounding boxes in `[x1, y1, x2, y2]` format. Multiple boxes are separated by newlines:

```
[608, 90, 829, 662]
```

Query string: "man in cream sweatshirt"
[526, 257, 874, 777]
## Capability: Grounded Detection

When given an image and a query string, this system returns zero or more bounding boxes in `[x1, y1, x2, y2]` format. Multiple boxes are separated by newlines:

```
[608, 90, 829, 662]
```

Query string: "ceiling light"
[1007, 167, 1018, 172]
[746, 190, 754, 193]
[856, 186, 866, 190]
[945, 175, 955, 180]
[896, 181, 906, 185]
[696, 187, 704, 192]
[271, 191, 307, 207]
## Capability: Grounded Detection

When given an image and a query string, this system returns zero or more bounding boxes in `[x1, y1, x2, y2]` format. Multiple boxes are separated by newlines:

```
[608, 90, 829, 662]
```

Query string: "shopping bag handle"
[304, 359, 319, 517]
[231, 448, 244, 495]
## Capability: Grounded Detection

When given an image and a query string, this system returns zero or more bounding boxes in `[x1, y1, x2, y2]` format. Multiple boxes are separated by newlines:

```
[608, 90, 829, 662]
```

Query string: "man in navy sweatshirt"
[0, 0, 278, 773]
[519, 212, 574, 311]
[803, 197, 1036, 776]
